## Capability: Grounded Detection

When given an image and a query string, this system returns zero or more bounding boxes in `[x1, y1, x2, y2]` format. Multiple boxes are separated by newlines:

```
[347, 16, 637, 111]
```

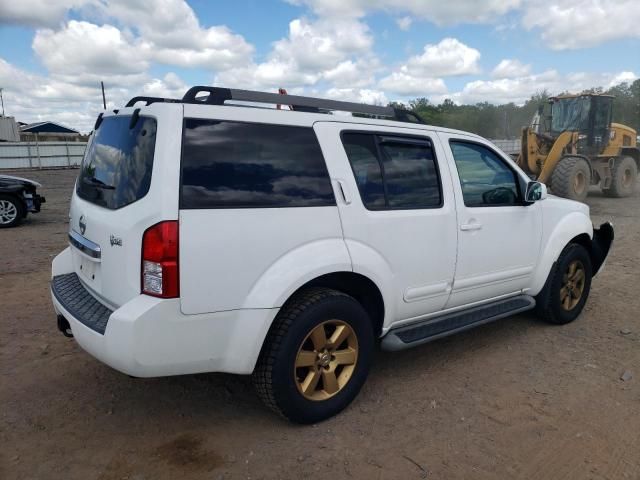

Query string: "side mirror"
[525, 181, 547, 203]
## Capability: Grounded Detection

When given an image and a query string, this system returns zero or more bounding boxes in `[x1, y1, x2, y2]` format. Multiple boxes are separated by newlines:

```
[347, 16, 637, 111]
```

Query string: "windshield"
[551, 97, 590, 134]
[76, 115, 157, 210]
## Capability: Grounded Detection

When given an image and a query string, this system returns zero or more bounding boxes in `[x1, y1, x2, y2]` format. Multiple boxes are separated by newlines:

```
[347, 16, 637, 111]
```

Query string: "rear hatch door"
[68, 104, 182, 308]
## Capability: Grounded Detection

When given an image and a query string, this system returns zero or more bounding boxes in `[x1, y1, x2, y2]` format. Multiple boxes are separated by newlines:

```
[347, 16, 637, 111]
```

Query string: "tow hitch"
[57, 314, 73, 338]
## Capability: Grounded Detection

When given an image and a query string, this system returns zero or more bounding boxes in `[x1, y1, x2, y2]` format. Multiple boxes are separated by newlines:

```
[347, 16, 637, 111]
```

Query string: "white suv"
[51, 87, 613, 423]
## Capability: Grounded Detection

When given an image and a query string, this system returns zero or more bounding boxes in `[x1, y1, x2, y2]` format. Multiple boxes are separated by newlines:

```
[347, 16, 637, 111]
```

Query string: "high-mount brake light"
[141, 221, 179, 298]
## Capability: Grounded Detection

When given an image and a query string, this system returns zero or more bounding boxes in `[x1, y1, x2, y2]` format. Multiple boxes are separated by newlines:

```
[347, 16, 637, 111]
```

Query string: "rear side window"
[76, 115, 157, 210]
[341, 132, 442, 209]
[181, 119, 335, 208]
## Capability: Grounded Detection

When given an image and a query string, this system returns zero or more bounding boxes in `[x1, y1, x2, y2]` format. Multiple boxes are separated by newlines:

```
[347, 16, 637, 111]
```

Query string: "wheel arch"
[0, 190, 25, 206]
[284, 272, 386, 337]
[530, 212, 594, 295]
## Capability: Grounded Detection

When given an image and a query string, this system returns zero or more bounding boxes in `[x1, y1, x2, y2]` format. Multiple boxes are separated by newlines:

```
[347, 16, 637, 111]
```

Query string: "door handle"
[337, 180, 351, 205]
[460, 223, 483, 231]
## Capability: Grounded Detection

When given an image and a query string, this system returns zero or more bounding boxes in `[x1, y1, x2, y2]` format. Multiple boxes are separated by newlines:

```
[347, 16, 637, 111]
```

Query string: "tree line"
[390, 79, 640, 139]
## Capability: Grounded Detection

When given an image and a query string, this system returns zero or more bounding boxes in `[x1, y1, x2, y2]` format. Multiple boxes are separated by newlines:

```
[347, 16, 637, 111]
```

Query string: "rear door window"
[180, 119, 335, 208]
[76, 115, 157, 210]
[341, 132, 442, 210]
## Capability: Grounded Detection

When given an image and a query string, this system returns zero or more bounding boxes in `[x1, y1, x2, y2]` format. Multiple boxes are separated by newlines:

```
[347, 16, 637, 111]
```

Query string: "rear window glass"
[180, 119, 335, 208]
[76, 115, 157, 210]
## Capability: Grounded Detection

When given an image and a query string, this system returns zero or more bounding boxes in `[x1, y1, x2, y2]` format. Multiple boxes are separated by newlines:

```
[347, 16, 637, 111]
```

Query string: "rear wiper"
[83, 176, 115, 190]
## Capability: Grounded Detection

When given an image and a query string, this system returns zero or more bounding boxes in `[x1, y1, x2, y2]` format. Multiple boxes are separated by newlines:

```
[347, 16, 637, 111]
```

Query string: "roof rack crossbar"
[125, 96, 181, 108]
[181, 86, 399, 119]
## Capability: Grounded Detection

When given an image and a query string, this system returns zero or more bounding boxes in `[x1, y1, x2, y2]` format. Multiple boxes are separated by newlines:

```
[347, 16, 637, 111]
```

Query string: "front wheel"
[0, 194, 25, 228]
[253, 288, 374, 424]
[535, 243, 592, 325]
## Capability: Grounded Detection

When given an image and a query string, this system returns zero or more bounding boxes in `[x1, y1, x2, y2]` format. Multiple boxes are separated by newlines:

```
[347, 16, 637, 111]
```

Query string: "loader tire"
[551, 156, 591, 202]
[602, 156, 637, 198]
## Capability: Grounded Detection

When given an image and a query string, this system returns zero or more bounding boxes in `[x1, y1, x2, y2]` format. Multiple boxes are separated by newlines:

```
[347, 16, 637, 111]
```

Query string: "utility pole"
[101, 81, 106, 110]
[0, 88, 5, 117]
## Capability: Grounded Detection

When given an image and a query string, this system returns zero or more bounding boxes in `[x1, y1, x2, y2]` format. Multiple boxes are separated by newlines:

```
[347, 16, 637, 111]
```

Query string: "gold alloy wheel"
[560, 260, 586, 311]
[574, 171, 586, 195]
[294, 320, 358, 401]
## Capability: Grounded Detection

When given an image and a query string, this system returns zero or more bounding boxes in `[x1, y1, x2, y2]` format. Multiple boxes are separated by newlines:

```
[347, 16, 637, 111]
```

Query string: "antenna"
[101, 81, 106, 110]
[0, 88, 5, 117]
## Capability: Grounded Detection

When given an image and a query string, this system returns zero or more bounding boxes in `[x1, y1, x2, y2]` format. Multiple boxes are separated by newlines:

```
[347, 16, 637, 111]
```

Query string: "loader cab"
[549, 94, 614, 156]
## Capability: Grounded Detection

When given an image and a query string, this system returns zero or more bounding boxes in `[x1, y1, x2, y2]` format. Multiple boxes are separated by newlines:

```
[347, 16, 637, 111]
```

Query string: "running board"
[381, 295, 536, 351]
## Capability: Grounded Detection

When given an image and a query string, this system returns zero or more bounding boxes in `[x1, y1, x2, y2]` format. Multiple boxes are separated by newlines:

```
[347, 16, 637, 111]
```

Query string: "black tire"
[252, 288, 374, 424]
[0, 194, 25, 228]
[535, 243, 592, 325]
[551, 156, 591, 202]
[602, 156, 637, 198]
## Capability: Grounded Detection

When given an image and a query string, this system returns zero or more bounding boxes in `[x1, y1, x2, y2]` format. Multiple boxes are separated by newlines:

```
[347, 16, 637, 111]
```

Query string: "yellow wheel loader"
[516, 93, 639, 201]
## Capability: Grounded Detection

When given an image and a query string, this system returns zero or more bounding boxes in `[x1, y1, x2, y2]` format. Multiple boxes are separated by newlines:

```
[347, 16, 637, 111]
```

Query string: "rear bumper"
[51, 247, 277, 377]
[592, 222, 614, 275]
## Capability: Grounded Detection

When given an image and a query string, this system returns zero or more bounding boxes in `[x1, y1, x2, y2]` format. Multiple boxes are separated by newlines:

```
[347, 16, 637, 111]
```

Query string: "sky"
[0, 0, 638, 132]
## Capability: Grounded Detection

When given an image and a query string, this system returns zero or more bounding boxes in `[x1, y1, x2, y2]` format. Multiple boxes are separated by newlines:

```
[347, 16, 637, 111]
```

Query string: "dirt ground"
[1, 168, 639, 480]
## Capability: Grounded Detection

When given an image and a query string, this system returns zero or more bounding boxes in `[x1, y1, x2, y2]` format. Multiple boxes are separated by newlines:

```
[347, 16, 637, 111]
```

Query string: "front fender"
[530, 212, 593, 295]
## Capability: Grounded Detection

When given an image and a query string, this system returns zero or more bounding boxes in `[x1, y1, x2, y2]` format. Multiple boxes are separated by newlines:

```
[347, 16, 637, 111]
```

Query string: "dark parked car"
[0, 175, 46, 227]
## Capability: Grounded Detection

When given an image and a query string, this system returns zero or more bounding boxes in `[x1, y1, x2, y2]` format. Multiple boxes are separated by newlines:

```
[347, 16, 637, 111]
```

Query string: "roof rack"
[125, 96, 183, 107]
[123, 86, 425, 124]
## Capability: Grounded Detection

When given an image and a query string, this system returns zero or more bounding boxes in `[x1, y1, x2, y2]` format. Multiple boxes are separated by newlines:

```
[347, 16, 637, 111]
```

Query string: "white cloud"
[272, 17, 373, 71]
[446, 69, 638, 105]
[141, 72, 188, 98]
[0, 57, 192, 132]
[405, 38, 481, 77]
[325, 87, 389, 105]
[286, 0, 521, 25]
[0, 0, 93, 27]
[452, 71, 559, 104]
[149, 28, 253, 70]
[0, 57, 107, 131]
[491, 59, 531, 78]
[377, 37, 478, 96]
[396, 16, 412, 30]
[215, 16, 378, 90]
[100, 0, 254, 69]
[289, 0, 640, 49]
[605, 71, 638, 87]
[33, 21, 148, 76]
[322, 58, 379, 87]
[378, 72, 448, 96]
[2, 0, 638, 133]
[522, 0, 640, 49]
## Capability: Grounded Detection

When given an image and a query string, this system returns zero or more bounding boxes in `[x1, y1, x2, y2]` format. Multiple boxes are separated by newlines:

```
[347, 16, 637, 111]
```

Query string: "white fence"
[0, 141, 86, 169]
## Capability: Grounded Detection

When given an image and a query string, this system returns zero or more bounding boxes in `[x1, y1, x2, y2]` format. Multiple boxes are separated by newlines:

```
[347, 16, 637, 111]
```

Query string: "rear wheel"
[252, 288, 374, 424]
[551, 156, 591, 202]
[535, 243, 592, 325]
[0, 194, 24, 228]
[602, 156, 637, 197]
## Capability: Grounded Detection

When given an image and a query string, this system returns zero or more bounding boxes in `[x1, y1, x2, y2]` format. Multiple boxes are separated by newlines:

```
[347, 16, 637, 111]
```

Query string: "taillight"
[141, 221, 179, 298]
